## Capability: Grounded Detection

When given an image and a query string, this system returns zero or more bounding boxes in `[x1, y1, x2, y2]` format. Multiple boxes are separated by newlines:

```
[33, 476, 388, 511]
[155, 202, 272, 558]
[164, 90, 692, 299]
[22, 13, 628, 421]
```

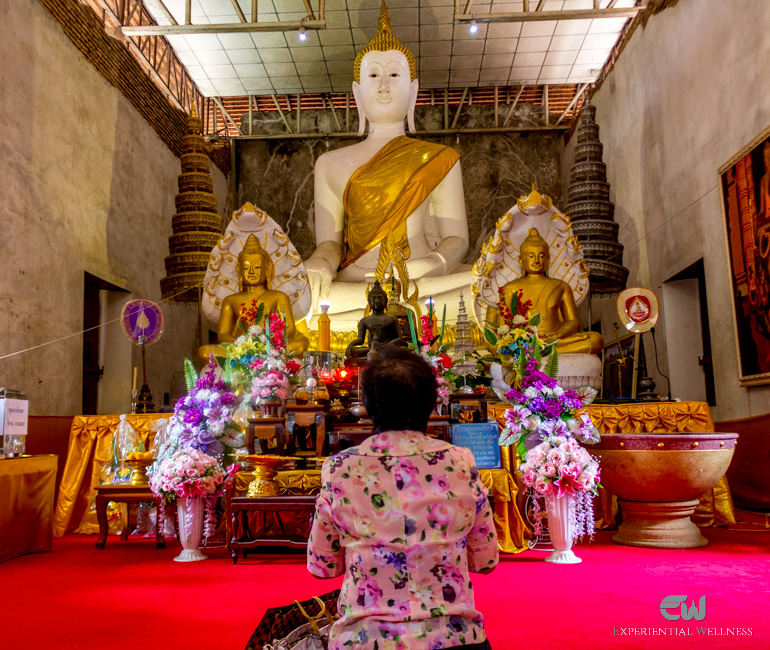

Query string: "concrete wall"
[0, 0, 228, 415]
[565, 0, 770, 419]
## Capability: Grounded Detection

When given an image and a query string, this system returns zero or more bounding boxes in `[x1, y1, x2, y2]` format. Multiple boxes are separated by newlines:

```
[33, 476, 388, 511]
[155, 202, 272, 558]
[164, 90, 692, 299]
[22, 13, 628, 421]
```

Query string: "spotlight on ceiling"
[469, 20, 478, 34]
[298, 26, 307, 41]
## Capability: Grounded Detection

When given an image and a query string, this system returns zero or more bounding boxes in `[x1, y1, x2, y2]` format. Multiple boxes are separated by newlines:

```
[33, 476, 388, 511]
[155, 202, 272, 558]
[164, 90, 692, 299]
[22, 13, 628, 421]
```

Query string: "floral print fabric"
[307, 430, 499, 650]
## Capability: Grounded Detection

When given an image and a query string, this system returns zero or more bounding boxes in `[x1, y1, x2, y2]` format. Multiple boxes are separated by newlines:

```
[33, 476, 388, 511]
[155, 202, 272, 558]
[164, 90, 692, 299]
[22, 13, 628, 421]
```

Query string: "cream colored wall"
[0, 0, 227, 415]
[565, 0, 770, 419]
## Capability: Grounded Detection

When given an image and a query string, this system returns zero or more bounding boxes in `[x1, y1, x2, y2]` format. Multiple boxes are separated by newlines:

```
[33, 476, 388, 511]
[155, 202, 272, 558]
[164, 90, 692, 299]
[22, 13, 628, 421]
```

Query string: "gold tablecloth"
[233, 466, 529, 554]
[53, 414, 167, 537]
[0, 455, 57, 562]
[488, 401, 736, 529]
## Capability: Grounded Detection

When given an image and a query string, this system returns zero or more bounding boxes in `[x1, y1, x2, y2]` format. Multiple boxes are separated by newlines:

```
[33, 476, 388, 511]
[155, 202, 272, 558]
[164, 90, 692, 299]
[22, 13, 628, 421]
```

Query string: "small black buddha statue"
[345, 281, 406, 361]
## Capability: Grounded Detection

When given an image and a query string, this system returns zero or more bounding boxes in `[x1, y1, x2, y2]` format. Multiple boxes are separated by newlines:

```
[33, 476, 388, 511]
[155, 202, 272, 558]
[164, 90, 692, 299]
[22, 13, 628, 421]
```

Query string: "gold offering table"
[488, 400, 736, 530]
[0, 455, 57, 563]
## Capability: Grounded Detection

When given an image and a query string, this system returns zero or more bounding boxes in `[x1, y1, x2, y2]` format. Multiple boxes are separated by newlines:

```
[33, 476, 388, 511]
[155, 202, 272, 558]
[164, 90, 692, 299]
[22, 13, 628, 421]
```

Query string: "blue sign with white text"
[451, 423, 501, 469]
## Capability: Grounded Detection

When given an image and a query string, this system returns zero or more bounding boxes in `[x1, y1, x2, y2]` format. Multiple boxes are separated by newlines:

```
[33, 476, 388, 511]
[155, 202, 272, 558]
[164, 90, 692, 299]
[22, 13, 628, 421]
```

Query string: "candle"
[132, 367, 137, 392]
[318, 301, 331, 352]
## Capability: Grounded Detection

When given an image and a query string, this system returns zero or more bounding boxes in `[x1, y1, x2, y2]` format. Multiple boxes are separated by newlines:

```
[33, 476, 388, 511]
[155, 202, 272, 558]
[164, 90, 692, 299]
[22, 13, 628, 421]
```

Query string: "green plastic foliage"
[183, 358, 198, 392]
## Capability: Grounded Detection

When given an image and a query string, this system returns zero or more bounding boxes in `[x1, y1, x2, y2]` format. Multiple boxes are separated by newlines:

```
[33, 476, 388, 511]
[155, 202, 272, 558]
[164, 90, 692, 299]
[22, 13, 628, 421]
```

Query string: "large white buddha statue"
[304, 1, 471, 328]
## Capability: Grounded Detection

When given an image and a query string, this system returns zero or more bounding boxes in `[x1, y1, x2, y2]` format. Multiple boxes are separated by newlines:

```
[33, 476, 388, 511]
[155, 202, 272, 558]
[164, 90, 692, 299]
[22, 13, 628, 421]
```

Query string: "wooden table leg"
[95, 495, 109, 549]
[120, 503, 130, 541]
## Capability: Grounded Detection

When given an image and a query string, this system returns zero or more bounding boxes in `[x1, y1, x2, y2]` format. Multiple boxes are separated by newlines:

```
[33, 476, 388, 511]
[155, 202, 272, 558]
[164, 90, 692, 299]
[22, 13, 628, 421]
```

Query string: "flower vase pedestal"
[256, 396, 283, 419]
[545, 492, 582, 564]
[174, 496, 207, 562]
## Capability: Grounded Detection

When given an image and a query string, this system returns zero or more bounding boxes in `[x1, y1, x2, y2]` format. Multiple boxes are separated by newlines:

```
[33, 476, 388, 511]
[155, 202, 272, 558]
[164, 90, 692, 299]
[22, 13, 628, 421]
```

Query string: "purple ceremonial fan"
[121, 299, 164, 345]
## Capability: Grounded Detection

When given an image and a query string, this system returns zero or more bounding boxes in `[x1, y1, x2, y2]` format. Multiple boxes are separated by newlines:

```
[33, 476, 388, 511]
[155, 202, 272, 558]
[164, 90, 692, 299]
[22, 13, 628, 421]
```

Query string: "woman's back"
[308, 430, 499, 650]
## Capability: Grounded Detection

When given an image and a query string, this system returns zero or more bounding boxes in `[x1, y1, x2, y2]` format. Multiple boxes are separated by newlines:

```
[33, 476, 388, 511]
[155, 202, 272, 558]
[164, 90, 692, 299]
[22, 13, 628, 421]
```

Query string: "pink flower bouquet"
[149, 447, 238, 538]
[519, 434, 600, 539]
[251, 369, 291, 401]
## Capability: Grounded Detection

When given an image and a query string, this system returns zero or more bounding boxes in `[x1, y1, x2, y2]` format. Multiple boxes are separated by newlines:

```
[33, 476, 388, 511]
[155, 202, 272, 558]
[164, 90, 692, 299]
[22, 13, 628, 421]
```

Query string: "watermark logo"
[660, 595, 707, 621]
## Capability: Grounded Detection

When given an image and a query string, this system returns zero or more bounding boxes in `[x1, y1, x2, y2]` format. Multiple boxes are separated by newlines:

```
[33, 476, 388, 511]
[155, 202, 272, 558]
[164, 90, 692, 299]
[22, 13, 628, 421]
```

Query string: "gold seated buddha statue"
[486, 228, 603, 355]
[199, 235, 308, 364]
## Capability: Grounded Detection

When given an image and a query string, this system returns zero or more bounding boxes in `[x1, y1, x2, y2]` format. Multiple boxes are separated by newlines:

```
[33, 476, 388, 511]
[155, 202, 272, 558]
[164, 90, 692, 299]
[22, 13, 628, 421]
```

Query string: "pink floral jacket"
[307, 430, 499, 650]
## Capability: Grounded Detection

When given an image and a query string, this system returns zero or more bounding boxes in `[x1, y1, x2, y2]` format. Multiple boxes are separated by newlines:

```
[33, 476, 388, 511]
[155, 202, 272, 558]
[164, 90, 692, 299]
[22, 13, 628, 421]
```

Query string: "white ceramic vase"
[174, 496, 208, 562]
[545, 492, 582, 564]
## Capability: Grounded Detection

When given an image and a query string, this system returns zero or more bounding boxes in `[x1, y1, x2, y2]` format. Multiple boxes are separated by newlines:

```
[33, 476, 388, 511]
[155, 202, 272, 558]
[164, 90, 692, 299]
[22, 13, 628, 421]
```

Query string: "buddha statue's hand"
[404, 252, 445, 279]
[305, 241, 343, 313]
[305, 257, 336, 313]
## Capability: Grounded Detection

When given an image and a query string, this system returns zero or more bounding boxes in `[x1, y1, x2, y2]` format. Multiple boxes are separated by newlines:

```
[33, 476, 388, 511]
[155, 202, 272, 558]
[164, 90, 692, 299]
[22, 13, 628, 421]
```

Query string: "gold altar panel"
[1, 455, 57, 563]
[53, 414, 167, 537]
[488, 401, 735, 529]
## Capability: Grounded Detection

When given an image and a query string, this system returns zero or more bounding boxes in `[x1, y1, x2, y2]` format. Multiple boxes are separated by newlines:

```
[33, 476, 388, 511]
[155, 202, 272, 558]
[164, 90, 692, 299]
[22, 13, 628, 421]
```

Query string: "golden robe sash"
[341, 136, 461, 268]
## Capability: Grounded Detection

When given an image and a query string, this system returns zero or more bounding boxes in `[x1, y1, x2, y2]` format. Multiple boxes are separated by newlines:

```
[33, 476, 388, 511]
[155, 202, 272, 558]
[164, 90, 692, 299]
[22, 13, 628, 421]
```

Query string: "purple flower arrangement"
[169, 359, 246, 458]
[499, 358, 599, 449]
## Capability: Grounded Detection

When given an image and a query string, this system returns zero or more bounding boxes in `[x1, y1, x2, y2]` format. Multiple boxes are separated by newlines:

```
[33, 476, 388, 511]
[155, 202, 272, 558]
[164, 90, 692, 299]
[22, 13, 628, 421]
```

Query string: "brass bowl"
[125, 458, 155, 487]
[591, 433, 738, 548]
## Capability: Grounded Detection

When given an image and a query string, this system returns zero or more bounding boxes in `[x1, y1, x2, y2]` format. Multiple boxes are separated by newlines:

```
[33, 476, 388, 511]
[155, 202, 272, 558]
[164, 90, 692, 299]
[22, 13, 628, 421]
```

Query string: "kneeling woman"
[308, 346, 499, 649]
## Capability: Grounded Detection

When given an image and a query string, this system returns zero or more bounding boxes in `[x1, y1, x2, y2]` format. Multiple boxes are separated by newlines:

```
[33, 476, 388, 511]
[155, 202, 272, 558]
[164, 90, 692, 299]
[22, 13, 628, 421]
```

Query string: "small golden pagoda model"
[160, 108, 222, 302]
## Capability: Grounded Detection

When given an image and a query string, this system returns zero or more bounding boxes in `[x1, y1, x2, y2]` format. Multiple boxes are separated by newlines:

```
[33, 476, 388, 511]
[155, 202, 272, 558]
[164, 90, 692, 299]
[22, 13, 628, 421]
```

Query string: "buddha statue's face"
[353, 50, 416, 124]
[521, 244, 549, 275]
[239, 252, 268, 287]
[369, 290, 387, 311]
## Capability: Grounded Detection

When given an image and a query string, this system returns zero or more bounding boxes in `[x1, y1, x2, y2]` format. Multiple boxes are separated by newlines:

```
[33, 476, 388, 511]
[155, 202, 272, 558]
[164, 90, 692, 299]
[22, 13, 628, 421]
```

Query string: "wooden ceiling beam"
[123, 19, 326, 35]
[230, 0, 248, 23]
[455, 7, 642, 23]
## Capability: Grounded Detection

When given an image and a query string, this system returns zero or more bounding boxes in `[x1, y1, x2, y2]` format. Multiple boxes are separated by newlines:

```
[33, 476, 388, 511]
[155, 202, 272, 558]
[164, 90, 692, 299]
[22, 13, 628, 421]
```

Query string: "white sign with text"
[2, 398, 29, 436]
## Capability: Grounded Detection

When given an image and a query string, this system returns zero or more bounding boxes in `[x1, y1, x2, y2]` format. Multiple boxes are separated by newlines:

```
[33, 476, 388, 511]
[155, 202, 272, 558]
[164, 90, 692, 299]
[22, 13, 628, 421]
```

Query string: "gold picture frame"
[719, 123, 770, 386]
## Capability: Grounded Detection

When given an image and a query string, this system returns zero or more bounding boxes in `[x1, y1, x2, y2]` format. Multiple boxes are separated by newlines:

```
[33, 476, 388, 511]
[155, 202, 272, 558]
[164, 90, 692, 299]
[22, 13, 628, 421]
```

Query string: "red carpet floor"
[0, 528, 768, 649]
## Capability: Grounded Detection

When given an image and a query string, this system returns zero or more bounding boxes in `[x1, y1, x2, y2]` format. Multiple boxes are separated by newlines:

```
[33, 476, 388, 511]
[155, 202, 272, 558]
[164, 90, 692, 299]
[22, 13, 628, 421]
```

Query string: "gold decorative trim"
[517, 184, 553, 212]
[374, 227, 422, 318]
